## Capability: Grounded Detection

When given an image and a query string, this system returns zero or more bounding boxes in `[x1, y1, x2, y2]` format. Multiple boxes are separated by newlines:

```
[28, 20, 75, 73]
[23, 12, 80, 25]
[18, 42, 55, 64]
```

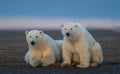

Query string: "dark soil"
[0, 29, 120, 74]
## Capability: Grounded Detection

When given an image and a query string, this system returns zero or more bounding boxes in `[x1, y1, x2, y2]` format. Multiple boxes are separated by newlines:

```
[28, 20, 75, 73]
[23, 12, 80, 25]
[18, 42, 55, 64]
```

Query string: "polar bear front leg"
[25, 50, 30, 64]
[41, 49, 55, 66]
[29, 56, 40, 67]
[76, 46, 90, 68]
[61, 47, 72, 67]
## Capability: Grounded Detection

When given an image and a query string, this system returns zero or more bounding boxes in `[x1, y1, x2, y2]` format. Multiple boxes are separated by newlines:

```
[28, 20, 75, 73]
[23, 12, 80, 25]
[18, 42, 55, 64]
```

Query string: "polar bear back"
[77, 23, 96, 46]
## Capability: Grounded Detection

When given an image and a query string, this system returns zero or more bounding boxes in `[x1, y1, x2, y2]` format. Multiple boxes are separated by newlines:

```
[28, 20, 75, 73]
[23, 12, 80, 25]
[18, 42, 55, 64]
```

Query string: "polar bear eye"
[70, 28, 72, 30]
[65, 28, 67, 30]
[29, 36, 31, 38]
[36, 36, 38, 38]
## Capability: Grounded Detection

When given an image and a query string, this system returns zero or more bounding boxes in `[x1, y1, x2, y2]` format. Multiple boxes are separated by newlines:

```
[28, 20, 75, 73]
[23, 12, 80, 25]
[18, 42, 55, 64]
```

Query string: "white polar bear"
[55, 40, 63, 53]
[61, 23, 103, 68]
[25, 30, 62, 67]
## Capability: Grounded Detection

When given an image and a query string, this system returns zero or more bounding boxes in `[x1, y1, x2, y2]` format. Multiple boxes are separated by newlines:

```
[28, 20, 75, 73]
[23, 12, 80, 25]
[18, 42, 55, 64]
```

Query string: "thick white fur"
[61, 23, 103, 68]
[25, 30, 62, 67]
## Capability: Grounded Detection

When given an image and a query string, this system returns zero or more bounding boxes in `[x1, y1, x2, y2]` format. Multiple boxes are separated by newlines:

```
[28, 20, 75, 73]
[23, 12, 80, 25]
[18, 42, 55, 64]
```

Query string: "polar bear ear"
[25, 31, 29, 35]
[61, 24, 64, 28]
[74, 25, 77, 28]
[39, 31, 43, 34]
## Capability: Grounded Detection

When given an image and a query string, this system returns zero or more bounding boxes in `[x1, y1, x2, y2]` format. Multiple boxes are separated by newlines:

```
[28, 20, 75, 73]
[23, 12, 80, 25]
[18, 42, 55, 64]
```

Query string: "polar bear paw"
[90, 63, 99, 67]
[61, 62, 71, 67]
[76, 64, 89, 68]
[30, 61, 40, 67]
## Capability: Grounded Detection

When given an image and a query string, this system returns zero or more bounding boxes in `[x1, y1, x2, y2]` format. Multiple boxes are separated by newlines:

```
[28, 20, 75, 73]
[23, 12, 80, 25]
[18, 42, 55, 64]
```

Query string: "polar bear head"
[61, 23, 81, 40]
[25, 30, 43, 48]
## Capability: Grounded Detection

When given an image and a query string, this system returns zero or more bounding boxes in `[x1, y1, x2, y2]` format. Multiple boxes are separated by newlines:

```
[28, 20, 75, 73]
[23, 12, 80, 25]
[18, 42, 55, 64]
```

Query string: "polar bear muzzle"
[31, 41, 35, 46]
[66, 32, 70, 37]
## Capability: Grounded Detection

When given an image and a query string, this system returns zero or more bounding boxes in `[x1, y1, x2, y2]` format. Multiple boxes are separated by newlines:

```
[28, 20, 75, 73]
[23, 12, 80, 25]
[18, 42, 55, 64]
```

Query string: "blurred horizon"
[0, 0, 120, 30]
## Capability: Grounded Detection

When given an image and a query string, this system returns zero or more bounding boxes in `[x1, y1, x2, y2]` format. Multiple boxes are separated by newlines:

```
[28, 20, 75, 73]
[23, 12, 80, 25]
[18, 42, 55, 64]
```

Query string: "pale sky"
[0, 0, 120, 30]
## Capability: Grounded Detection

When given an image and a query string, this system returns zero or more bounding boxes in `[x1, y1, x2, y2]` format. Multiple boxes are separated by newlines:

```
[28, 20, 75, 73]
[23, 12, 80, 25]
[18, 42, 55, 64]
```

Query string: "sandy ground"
[0, 29, 120, 74]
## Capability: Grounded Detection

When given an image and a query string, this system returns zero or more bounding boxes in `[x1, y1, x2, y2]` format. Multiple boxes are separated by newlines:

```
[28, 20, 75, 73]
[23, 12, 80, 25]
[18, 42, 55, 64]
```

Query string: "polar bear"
[25, 30, 62, 67]
[61, 23, 103, 68]
[55, 40, 63, 52]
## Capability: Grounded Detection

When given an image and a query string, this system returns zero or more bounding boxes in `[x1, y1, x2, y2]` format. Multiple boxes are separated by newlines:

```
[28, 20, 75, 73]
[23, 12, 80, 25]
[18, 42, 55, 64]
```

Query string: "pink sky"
[0, 18, 120, 30]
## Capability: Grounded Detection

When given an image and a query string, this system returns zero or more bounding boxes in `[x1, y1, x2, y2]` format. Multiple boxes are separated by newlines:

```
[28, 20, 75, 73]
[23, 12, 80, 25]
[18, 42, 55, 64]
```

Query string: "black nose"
[66, 33, 70, 37]
[31, 41, 35, 46]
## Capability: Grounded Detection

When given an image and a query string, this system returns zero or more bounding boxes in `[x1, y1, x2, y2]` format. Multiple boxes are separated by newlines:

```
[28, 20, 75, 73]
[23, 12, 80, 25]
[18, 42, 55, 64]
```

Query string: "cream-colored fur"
[61, 23, 103, 68]
[25, 30, 62, 67]
[55, 40, 63, 53]
[55, 40, 63, 61]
